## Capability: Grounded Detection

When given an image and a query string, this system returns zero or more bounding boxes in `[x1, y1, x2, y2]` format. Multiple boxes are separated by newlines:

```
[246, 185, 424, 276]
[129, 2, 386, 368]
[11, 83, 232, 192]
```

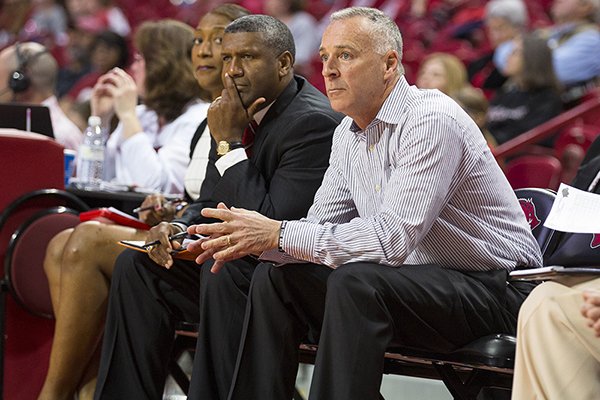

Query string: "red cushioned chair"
[0, 130, 87, 400]
[0, 189, 88, 400]
[505, 154, 563, 191]
[554, 121, 600, 183]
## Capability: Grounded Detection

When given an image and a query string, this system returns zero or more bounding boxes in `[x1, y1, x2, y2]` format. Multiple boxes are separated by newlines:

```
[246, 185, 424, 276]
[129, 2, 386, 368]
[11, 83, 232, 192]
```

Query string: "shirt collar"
[253, 101, 274, 125]
[349, 75, 410, 133]
[41, 95, 58, 107]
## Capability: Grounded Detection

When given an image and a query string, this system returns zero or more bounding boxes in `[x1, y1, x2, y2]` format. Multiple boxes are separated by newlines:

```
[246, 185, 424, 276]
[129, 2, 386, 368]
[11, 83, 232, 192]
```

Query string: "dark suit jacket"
[173, 75, 343, 227]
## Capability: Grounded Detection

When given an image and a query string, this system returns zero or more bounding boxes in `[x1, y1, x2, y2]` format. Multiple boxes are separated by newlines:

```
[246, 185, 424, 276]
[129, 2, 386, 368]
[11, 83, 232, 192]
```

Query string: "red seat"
[554, 121, 600, 183]
[505, 154, 562, 191]
[554, 121, 600, 158]
[0, 130, 70, 399]
[0, 189, 88, 398]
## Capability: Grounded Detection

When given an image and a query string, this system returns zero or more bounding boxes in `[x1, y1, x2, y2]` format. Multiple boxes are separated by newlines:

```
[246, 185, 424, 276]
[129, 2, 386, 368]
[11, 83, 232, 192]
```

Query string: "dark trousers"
[94, 249, 201, 400]
[93, 249, 257, 400]
[228, 262, 537, 400]
[188, 258, 256, 400]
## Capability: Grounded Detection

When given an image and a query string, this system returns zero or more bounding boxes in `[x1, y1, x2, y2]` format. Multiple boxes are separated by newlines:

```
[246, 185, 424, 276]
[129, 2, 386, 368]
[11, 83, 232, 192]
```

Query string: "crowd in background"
[1, 0, 599, 154]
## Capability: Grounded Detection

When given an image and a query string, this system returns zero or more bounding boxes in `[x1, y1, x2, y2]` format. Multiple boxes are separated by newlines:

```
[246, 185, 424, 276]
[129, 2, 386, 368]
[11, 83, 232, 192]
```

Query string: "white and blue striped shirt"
[280, 77, 543, 271]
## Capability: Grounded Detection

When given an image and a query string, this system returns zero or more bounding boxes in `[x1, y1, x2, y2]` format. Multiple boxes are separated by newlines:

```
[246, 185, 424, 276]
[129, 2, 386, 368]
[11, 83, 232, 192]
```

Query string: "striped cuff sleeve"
[281, 220, 321, 264]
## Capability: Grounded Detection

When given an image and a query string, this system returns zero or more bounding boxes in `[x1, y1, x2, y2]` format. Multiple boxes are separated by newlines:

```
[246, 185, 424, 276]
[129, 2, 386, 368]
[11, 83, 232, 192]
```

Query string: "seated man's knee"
[519, 282, 568, 322]
[327, 262, 379, 294]
[113, 249, 147, 280]
[248, 263, 308, 301]
[250, 262, 276, 292]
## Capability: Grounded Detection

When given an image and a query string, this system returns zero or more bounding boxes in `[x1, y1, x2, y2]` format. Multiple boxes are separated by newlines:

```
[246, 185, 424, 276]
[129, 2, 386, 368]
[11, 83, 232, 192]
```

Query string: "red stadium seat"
[505, 154, 563, 191]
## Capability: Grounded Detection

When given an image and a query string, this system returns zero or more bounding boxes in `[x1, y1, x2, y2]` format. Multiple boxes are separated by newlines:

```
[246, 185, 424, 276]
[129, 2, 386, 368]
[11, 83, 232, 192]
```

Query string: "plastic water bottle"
[76, 115, 105, 190]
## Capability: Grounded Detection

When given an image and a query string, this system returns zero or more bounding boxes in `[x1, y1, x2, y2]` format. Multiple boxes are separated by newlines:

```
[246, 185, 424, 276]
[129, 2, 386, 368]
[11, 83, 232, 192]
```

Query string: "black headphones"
[8, 43, 49, 93]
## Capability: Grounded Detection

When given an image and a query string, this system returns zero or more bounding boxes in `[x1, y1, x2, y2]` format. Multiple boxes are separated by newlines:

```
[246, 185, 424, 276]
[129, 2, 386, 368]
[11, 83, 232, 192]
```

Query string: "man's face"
[486, 16, 518, 47]
[220, 32, 282, 108]
[319, 17, 390, 123]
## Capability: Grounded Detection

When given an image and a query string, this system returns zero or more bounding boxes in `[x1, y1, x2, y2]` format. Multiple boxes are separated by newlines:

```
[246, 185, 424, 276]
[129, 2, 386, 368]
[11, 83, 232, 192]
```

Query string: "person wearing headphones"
[0, 41, 83, 150]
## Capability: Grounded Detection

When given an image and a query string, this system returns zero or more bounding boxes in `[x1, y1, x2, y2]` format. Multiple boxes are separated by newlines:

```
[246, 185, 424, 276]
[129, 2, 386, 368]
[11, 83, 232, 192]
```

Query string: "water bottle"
[76, 115, 105, 190]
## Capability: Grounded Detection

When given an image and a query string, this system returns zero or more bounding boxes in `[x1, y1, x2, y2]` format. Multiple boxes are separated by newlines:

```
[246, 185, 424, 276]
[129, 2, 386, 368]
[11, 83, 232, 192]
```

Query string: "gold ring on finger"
[226, 235, 232, 246]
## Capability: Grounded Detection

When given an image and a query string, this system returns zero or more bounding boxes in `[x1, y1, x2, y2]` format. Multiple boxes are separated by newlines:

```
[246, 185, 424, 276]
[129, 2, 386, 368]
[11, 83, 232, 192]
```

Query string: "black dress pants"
[228, 262, 537, 400]
[188, 257, 256, 400]
[93, 249, 258, 400]
[94, 249, 200, 400]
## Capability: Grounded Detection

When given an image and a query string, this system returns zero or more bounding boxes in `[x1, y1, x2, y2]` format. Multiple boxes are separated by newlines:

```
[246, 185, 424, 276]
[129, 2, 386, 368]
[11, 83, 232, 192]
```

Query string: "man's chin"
[327, 98, 346, 114]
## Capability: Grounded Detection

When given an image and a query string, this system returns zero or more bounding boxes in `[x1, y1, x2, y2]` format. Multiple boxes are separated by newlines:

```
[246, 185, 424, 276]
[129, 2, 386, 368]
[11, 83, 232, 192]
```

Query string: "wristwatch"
[216, 141, 244, 156]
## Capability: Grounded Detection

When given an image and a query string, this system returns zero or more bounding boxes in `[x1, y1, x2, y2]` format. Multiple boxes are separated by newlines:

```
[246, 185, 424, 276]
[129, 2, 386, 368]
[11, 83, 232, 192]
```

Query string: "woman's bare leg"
[44, 229, 74, 314]
[76, 347, 101, 400]
[38, 222, 147, 400]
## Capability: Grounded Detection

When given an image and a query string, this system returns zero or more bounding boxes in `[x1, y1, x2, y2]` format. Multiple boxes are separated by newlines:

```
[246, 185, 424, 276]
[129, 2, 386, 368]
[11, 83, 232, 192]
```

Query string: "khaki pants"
[512, 277, 600, 399]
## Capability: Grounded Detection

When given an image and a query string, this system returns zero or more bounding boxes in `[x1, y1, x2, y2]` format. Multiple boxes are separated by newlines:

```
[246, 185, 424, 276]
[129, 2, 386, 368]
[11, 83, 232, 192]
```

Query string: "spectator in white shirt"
[92, 19, 208, 194]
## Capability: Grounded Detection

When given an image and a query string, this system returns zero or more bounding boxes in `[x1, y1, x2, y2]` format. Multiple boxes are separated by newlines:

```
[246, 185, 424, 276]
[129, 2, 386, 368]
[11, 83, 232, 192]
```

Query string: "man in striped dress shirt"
[189, 7, 543, 400]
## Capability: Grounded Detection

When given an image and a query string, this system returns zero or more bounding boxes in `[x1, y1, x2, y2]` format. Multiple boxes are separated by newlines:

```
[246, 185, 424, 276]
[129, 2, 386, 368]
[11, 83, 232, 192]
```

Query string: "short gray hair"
[14, 42, 57, 91]
[485, 0, 529, 28]
[330, 7, 404, 73]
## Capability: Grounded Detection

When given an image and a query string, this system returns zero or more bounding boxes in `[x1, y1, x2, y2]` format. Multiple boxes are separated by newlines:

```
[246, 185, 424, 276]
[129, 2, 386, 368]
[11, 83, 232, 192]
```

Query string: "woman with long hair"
[486, 33, 563, 145]
[416, 52, 469, 97]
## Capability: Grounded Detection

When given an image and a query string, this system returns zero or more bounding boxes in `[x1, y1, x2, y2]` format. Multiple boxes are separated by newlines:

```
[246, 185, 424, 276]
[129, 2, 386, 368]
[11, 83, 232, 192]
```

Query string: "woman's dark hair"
[209, 3, 251, 21]
[135, 19, 203, 121]
[520, 33, 561, 93]
[92, 30, 129, 68]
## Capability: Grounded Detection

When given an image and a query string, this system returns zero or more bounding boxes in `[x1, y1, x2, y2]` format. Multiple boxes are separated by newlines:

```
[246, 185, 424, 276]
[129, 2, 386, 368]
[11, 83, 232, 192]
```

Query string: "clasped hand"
[207, 73, 265, 143]
[185, 202, 281, 274]
[91, 67, 138, 126]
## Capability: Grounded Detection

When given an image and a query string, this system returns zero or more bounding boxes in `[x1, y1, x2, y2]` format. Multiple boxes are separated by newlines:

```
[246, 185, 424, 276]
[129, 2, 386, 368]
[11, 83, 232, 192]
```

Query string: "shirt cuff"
[280, 220, 320, 263]
[215, 148, 248, 176]
[258, 248, 306, 266]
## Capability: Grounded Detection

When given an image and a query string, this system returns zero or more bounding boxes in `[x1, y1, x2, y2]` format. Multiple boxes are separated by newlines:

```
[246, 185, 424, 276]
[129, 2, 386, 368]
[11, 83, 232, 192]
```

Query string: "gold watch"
[216, 141, 244, 156]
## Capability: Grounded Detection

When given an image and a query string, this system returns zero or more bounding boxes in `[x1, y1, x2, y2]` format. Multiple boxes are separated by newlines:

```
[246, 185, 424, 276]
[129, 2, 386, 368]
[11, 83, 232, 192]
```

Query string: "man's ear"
[278, 51, 294, 78]
[383, 50, 399, 79]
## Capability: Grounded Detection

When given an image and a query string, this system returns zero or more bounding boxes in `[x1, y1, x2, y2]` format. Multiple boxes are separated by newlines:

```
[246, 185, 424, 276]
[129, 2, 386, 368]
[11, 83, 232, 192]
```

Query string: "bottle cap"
[88, 116, 101, 127]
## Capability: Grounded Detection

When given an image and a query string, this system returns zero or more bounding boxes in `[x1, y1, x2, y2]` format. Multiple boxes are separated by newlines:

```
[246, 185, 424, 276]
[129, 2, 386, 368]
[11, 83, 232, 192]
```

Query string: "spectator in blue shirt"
[544, 0, 600, 89]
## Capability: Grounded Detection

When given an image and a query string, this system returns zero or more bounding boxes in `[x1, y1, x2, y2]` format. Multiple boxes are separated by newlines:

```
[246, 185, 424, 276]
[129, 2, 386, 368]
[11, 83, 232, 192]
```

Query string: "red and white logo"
[519, 198, 541, 230]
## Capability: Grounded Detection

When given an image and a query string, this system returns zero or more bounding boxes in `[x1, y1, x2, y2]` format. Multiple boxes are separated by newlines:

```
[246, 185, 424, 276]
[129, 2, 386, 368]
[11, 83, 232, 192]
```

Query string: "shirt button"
[375, 184, 381, 192]
[369, 144, 375, 152]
